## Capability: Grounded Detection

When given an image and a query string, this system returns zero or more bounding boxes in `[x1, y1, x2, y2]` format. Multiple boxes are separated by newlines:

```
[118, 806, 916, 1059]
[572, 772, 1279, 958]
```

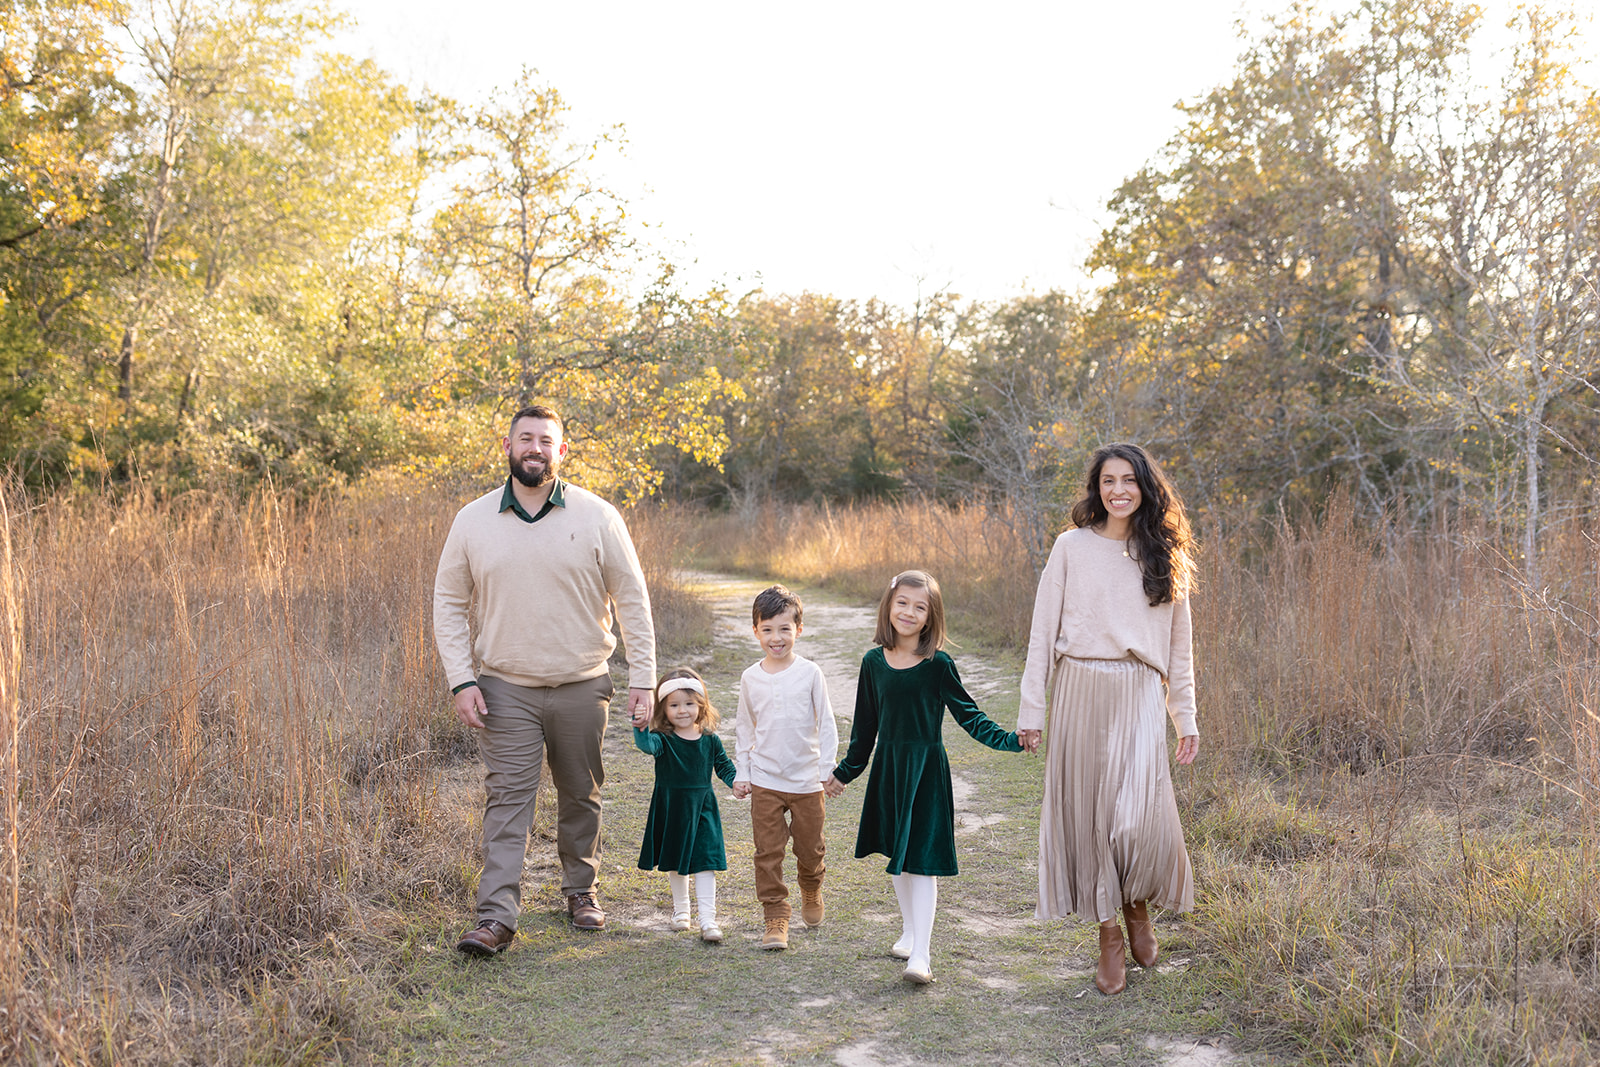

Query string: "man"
[433, 403, 655, 955]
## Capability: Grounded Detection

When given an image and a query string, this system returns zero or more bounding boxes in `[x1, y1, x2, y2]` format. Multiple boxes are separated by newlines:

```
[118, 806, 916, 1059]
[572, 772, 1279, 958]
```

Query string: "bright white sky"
[332, 0, 1598, 307]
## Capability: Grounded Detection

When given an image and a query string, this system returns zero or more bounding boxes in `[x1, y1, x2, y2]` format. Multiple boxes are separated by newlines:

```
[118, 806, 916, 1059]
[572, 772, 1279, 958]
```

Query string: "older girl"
[1017, 443, 1199, 996]
[825, 570, 1024, 985]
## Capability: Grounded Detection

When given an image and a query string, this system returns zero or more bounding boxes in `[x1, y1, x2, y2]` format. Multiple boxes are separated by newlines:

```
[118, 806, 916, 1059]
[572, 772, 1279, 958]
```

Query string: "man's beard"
[509, 452, 557, 489]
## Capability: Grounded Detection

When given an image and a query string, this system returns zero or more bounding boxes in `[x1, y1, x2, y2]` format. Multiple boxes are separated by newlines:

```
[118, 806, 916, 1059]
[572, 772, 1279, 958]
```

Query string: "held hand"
[454, 685, 488, 730]
[1175, 734, 1199, 765]
[823, 774, 846, 798]
[1018, 729, 1042, 754]
[732, 781, 751, 800]
[628, 687, 653, 727]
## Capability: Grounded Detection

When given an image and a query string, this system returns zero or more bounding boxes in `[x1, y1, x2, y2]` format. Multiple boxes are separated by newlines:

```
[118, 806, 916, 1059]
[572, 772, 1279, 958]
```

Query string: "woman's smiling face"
[1099, 457, 1142, 523]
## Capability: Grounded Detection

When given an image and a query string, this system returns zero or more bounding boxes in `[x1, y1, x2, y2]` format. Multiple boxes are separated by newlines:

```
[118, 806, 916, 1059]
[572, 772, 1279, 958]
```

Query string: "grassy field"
[390, 573, 1225, 1067]
[1, 487, 1596, 1064]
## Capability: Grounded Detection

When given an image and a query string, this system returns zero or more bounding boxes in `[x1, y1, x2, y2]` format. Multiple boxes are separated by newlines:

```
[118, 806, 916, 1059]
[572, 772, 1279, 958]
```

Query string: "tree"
[682, 292, 873, 501]
[950, 292, 1096, 562]
[858, 286, 976, 497]
[423, 71, 730, 500]
[0, 0, 129, 473]
[1085, 0, 1500, 519]
[111, 0, 331, 409]
[1385, 8, 1600, 584]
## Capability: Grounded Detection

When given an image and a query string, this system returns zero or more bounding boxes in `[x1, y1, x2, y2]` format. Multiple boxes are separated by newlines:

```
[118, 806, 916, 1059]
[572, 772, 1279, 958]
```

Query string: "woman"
[1017, 443, 1199, 996]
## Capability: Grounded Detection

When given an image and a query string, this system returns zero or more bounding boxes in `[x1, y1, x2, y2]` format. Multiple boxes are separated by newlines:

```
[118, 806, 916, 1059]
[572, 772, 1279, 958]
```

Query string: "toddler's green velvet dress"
[832, 648, 1022, 876]
[634, 727, 738, 874]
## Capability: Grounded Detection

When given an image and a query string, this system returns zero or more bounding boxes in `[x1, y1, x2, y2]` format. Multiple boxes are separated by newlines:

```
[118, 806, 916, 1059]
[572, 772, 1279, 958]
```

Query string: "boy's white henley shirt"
[734, 654, 838, 793]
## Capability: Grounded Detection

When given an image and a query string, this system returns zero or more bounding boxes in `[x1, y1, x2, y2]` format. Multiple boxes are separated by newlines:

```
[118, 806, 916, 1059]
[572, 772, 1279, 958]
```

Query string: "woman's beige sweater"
[1017, 527, 1196, 738]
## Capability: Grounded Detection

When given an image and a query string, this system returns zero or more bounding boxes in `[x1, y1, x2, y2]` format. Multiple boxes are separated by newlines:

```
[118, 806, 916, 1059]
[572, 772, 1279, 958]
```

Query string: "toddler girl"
[824, 570, 1025, 983]
[635, 667, 738, 941]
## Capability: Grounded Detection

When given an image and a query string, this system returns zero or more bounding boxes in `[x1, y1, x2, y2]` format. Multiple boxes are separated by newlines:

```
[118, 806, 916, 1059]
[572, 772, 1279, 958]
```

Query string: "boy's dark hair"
[509, 403, 564, 435]
[752, 584, 803, 627]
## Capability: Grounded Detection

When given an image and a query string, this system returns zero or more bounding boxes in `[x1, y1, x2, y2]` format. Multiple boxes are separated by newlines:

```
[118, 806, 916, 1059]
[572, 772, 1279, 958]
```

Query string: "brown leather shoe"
[456, 918, 515, 957]
[1124, 899, 1159, 968]
[1096, 920, 1127, 995]
[567, 892, 606, 930]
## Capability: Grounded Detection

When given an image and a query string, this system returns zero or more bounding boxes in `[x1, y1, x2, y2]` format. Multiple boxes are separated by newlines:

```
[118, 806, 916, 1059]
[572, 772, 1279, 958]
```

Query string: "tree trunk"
[119, 101, 186, 407]
[117, 324, 138, 401]
[1522, 413, 1540, 588]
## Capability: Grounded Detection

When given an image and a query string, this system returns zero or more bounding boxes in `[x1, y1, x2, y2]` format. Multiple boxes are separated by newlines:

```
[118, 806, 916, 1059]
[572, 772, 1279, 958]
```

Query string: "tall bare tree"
[1389, 9, 1600, 584]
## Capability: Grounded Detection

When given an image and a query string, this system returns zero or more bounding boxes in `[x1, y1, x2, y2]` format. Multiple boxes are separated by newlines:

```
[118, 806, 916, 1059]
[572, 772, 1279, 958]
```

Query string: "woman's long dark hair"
[1069, 443, 1194, 605]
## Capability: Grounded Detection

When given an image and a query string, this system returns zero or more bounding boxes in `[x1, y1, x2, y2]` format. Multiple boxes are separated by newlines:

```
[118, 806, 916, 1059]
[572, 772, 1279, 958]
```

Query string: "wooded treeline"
[3, 0, 1598, 574]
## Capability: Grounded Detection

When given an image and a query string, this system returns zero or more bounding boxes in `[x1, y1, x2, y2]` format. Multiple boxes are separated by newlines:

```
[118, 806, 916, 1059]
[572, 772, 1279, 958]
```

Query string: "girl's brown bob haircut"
[651, 667, 720, 733]
[872, 569, 946, 658]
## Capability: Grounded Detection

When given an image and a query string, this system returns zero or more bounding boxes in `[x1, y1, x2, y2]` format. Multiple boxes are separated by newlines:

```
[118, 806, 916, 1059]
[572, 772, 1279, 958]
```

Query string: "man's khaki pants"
[750, 785, 826, 921]
[475, 672, 613, 928]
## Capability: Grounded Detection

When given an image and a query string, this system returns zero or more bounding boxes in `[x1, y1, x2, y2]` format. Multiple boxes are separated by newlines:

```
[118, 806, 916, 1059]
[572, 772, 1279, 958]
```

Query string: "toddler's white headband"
[657, 678, 704, 698]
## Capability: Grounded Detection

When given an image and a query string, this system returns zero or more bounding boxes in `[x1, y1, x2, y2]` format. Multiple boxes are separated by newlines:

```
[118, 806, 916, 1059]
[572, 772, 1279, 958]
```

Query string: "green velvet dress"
[833, 648, 1022, 876]
[634, 728, 738, 874]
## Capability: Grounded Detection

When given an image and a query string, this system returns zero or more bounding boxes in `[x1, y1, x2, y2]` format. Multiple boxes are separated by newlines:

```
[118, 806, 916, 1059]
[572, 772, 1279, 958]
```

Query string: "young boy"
[733, 585, 839, 951]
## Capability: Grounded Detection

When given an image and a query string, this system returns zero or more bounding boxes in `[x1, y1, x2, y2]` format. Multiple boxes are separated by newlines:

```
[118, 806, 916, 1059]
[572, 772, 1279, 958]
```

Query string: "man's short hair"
[752, 584, 803, 627]
[509, 404, 564, 435]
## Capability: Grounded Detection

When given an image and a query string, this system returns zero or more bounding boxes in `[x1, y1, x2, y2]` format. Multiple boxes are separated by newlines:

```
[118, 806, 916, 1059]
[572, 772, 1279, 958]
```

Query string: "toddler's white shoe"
[889, 936, 913, 961]
[670, 914, 692, 932]
[902, 960, 934, 984]
[700, 923, 723, 943]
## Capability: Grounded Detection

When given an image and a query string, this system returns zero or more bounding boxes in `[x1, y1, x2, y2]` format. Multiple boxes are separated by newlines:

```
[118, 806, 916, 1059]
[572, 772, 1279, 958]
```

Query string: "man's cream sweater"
[432, 480, 655, 691]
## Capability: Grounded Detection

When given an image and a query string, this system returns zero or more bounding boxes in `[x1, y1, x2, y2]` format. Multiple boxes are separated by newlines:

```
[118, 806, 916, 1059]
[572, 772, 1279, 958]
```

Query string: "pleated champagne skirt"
[1036, 655, 1193, 924]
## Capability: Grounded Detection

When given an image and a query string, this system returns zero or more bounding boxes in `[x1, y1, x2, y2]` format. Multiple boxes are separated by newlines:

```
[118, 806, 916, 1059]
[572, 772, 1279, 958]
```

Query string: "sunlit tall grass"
[0, 479, 707, 1064]
[3, 482, 1596, 1063]
[682, 493, 1600, 1064]
[686, 496, 1040, 646]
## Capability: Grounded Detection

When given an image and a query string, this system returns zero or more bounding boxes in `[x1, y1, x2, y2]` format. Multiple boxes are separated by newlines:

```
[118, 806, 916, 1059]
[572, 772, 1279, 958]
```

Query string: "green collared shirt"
[498, 476, 567, 524]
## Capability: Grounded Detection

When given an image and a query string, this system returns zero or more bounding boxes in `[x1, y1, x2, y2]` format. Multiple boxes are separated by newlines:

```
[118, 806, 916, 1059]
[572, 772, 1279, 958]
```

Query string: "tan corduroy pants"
[750, 785, 826, 920]
[475, 672, 614, 927]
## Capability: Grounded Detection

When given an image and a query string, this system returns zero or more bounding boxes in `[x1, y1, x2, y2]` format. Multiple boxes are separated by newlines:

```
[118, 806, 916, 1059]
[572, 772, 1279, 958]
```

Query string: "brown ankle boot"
[1095, 921, 1126, 995]
[800, 886, 825, 928]
[1124, 900, 1158, 968]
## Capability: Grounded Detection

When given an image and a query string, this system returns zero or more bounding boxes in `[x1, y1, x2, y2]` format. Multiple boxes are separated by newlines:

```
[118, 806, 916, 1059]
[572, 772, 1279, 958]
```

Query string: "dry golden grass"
[0, 479, 707, 1065]
[685, 496, 1040, 646]
[3, 484, 1596, 1064]
[679, 495, 1600, 1064]
[0, 480, 473, 1063]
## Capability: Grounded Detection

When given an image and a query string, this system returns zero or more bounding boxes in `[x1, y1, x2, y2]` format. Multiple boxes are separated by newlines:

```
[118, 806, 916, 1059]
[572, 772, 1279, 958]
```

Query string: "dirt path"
[410, 573, 1245, 1066]
[672, 573, 1239, 1066]
[685, 571, 1016, 861]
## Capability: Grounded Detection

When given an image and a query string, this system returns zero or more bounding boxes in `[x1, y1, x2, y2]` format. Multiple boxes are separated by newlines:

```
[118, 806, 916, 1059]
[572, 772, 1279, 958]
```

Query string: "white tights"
[891, 872, 938, 973]
[669, 871, 719, 929]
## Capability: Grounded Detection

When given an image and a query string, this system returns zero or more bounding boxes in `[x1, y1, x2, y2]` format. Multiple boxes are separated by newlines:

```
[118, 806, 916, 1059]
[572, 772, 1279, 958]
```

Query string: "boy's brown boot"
[1095, 921, 1127, 995]
[761, 915, 790, 950]
[800, 887, 825, 928]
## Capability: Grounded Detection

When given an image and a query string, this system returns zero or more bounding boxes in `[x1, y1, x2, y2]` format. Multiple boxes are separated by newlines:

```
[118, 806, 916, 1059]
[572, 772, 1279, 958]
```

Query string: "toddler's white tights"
[669, 871, 719, 930]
